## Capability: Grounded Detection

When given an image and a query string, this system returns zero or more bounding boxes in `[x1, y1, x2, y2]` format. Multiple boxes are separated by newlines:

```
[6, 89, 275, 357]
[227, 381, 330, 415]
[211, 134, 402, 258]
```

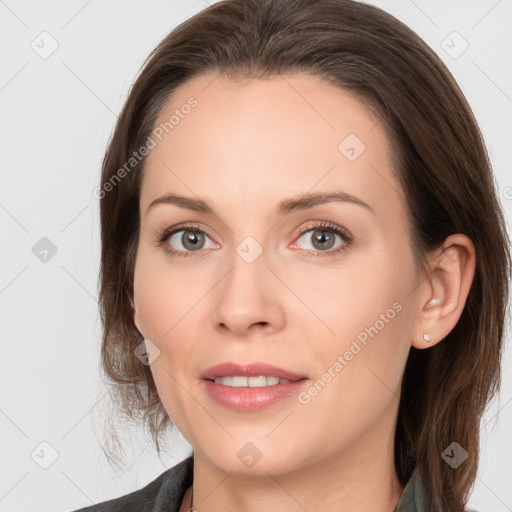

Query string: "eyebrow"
[146, 189, 374, 216]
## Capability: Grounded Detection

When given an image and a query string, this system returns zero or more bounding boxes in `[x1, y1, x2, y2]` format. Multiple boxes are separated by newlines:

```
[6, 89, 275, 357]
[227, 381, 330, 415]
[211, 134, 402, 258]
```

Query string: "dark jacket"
[68, 456, 461, 512]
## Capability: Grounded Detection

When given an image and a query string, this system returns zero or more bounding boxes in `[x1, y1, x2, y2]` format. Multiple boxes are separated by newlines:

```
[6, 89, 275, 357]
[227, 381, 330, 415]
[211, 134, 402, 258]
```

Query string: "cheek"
[275, 249, 409, 342]
[292, 290, 411, 454]
[133, 245, 202, 338]
[133, 248, 208, 406]
[132, 275, 198, 432]
[282, 249, 413, 398]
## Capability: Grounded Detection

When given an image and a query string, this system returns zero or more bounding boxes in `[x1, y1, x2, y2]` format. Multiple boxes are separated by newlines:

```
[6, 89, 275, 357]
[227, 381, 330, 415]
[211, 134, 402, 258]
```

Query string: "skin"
[132, 72, 476, 512]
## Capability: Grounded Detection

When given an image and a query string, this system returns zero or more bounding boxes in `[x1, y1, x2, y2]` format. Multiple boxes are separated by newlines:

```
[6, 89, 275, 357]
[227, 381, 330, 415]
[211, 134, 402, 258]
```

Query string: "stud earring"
[423, 333, 431, 343]
[426, 298, 440, 308]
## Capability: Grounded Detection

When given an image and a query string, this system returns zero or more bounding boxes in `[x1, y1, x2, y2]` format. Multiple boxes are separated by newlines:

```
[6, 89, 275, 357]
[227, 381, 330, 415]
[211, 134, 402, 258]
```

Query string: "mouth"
[210, 375, 299, 387]
[200, 361, 308, 381]
[199, 362, 309, 411]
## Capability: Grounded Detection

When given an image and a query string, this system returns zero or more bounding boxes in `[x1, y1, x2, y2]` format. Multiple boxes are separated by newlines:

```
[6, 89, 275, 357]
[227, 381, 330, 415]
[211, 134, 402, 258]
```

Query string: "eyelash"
[155, 220, 354, 259]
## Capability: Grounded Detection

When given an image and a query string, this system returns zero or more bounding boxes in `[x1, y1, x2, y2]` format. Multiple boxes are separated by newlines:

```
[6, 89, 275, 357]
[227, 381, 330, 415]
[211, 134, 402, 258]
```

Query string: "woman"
[75, 0, 511, 511]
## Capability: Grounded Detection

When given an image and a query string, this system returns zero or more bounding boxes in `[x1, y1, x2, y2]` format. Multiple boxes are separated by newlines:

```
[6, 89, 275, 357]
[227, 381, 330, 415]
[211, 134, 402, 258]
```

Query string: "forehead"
[141, 72, 402, 223]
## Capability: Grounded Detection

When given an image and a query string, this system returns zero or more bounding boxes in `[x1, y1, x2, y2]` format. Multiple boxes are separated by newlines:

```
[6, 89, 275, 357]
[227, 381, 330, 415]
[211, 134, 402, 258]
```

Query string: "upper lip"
[200, 362, 307, 381]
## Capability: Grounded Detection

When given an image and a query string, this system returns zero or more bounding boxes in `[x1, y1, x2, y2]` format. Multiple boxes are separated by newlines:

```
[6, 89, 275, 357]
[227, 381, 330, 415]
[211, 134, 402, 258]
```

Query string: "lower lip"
[201, 379, 309, 411]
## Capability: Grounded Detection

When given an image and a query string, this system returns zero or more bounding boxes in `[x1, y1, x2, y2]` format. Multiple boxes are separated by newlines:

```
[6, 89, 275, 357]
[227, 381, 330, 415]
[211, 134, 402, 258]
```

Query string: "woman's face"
[133, 72, 421, 475]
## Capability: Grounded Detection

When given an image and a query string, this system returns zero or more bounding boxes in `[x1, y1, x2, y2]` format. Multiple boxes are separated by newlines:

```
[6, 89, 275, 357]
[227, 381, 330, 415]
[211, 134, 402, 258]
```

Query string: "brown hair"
[97, 0, 511, 510]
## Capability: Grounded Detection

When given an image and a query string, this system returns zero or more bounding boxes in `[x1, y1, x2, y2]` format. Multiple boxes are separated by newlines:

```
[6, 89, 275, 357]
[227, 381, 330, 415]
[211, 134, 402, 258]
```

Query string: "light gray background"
[1, 1, 511, 511]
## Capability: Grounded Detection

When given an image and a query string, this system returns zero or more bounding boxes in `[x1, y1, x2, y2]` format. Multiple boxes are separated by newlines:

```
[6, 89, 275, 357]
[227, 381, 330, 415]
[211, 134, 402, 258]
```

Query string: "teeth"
[213, 375, 291, 387]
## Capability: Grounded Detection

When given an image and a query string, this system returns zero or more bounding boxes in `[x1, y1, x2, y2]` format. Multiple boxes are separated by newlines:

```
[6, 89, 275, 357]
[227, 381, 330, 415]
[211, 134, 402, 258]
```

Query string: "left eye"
[293, 227, 349, 253]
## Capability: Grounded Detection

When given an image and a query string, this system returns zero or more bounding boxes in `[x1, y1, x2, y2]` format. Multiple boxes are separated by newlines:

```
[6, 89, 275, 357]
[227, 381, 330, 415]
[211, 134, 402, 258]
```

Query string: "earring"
[423, 333, 431, 343]
[426, 298, 440, 308]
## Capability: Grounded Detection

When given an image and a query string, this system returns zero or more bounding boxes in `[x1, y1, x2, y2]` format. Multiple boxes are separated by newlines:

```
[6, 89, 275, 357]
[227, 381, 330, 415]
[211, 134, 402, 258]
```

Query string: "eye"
[291, 221, 353, 256]
[157, 223, 218, 258]
[155, 220, 353, 259]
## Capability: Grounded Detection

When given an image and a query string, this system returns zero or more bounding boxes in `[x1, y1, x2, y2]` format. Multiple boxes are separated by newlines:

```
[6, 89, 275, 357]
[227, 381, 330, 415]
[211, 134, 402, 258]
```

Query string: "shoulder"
[68, 456, 194, 512]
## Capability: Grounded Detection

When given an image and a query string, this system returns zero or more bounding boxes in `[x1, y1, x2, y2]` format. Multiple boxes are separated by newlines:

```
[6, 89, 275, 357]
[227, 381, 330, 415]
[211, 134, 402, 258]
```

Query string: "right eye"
[157, 223, 219, 258]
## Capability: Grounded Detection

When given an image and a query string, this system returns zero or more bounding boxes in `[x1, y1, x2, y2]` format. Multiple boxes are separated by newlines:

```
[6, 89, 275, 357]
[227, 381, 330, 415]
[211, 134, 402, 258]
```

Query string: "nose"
[211, 245, 286, 338]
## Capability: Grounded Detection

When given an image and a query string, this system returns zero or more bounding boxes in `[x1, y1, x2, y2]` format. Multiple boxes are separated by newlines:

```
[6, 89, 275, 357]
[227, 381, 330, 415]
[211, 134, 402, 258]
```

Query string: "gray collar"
[394, 466, 433, 512]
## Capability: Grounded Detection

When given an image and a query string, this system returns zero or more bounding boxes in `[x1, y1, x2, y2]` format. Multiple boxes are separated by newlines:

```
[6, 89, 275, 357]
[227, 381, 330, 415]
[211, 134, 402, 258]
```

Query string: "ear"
[411, 233, 476, 349]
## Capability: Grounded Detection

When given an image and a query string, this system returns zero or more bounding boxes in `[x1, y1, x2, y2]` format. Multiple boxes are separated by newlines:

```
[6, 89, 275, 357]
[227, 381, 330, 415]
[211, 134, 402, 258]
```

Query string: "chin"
[199, 442, 312, 477]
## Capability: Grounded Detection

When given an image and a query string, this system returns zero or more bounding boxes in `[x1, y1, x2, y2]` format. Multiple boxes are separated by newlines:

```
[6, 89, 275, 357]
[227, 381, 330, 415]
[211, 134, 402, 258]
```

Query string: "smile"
[213, 376, 293, 387]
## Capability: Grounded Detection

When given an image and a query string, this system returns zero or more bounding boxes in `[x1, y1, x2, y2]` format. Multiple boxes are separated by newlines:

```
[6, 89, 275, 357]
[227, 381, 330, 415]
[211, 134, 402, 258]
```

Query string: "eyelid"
[292, 220, 354, 244]
[158, 222, 217, 243]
